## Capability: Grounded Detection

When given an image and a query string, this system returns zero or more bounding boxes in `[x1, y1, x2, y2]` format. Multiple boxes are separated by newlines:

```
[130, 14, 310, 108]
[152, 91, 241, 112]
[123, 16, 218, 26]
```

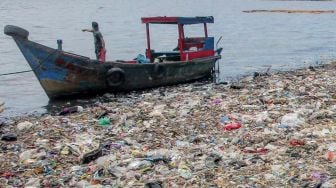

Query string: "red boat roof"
[141, 16, 214, 25]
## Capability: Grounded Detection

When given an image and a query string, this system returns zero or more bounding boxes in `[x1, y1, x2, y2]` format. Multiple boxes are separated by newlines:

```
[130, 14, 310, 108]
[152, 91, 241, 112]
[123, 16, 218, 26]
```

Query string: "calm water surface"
[0, 0, 335, 117]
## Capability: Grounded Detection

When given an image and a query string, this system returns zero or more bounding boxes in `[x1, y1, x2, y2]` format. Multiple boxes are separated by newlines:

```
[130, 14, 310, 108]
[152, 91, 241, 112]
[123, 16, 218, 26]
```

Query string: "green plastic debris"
[98, 117, 110, 127]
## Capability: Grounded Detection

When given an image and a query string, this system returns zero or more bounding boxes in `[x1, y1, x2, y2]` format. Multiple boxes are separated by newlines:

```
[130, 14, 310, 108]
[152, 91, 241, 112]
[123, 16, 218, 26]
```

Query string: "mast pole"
[178, 24, 184, 56]
[146, 23, 151, 61]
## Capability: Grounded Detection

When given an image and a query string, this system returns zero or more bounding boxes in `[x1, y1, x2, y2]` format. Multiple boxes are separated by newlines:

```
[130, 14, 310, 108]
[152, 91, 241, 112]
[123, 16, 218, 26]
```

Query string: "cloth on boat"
[98, 48, 106, 62]
[135, 54, 150, 64]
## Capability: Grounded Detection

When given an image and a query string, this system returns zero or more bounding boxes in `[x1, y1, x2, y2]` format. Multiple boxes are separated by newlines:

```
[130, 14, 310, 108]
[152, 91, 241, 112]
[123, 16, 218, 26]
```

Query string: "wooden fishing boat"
[4, 16, 222, 99]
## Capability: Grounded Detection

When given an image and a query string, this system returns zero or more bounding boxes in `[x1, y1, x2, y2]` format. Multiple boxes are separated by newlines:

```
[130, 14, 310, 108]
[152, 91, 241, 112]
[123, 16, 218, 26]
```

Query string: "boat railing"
[62, 51, 90, 60]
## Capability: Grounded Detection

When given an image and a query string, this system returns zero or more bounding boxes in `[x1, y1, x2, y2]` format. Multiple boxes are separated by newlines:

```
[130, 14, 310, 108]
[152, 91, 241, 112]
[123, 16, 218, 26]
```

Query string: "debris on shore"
[243, 9, 335, 14]
[0, 62, 335, 187]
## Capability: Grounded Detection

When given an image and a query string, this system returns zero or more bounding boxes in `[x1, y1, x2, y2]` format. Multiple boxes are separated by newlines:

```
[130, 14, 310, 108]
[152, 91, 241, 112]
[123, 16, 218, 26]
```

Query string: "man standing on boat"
[82, 22, 106, 62]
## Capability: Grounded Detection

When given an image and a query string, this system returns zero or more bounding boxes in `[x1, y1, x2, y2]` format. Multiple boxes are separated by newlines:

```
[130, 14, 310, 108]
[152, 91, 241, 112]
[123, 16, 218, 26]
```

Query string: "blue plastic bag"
[135, 54, 150, 64]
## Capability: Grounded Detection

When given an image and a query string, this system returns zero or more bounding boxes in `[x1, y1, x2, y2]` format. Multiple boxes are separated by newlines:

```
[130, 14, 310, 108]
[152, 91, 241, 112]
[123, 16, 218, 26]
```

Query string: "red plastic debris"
[243, 147, 268, 155]
[1, 172, 14, 178]
[289, 139, 305, 146]
[326, 151, 336, 161]
[223, 122, 241, 131]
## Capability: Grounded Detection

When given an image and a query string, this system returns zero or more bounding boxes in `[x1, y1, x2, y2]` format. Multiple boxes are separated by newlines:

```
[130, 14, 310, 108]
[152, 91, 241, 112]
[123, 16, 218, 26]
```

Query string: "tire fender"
[106, 67, 125, 87]
[4, 25, 29, 39]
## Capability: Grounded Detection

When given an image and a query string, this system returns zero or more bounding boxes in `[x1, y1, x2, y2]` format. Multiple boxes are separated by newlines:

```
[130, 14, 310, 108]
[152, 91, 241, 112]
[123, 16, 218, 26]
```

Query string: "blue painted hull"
[6, 26, 220, 99]
[13, 37, 108, 98]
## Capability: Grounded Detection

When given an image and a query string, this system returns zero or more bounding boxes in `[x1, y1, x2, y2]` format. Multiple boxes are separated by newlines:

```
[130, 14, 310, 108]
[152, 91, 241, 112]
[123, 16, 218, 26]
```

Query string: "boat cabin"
[141, 16, 215, 62]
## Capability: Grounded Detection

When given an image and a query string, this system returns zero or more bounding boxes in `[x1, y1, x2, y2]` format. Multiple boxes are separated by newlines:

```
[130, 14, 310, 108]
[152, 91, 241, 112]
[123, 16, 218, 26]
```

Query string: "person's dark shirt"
[93, 31, 103, 53]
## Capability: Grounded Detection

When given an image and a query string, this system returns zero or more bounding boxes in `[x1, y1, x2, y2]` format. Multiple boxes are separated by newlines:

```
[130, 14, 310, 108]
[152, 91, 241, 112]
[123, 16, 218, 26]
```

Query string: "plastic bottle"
[128, 160, 152, 170]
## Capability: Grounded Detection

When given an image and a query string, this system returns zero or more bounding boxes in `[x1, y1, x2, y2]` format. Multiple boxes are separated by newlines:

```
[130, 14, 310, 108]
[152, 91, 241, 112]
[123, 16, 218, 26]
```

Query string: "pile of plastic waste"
[0, 62, 335, 187]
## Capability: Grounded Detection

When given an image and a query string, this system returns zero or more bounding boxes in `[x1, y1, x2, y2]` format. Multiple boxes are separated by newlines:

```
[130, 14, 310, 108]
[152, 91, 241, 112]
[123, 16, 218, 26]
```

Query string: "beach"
[1, 62, 335, 187]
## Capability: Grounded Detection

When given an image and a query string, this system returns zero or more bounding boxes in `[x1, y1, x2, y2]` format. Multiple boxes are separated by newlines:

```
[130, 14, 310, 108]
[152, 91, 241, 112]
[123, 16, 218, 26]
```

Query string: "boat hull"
[8, 29, 220, 99]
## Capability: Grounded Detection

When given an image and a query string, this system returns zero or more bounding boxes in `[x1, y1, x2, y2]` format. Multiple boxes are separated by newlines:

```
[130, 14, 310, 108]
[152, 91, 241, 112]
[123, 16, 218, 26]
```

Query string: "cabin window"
[149, 24, 179, 52]
[147, 24, 181, 61]
[183, 24, 205, 38]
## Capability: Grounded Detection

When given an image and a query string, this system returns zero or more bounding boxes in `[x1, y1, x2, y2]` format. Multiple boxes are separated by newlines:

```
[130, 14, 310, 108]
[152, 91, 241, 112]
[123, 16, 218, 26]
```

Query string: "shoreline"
[0, 60, 332, 119]
[0, 62, 335, 187]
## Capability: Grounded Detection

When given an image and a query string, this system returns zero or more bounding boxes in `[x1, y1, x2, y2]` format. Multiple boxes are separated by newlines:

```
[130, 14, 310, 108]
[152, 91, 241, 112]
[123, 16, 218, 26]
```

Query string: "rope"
[0, 70, 33, 76]
[0, 49, 60, 77]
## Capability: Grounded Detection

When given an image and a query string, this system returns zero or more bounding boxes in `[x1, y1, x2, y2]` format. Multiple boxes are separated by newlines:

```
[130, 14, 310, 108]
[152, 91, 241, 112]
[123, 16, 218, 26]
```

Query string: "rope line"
[0, 49, 60, 77]
[0, 70, 33, 76]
